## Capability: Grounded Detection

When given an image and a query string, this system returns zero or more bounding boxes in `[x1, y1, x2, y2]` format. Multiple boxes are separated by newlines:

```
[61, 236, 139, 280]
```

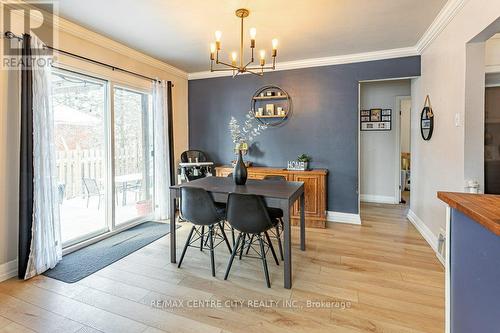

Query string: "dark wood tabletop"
[170, 176, 304, 201]
[438, 192, 500, 236]
[170, 176, 306, 289]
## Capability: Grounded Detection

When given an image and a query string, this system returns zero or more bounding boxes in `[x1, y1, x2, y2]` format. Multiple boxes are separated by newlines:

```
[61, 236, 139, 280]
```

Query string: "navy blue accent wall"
[451, 210, 500, 333]
[188, 56, 420, 214]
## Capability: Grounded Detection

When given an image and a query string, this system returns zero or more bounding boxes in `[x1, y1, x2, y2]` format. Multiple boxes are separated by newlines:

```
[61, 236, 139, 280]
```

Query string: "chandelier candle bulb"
[210, 43, 216, 60]
[272, 38, 278, 57]
[208, 8, 279, 76]
[215, 31, 222, 49]
[231, 52, 238, 66]
[250, 27, 256, 48]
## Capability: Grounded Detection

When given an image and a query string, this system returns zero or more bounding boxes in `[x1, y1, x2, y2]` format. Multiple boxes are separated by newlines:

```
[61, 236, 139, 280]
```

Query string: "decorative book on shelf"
[251, 85, 291, 126]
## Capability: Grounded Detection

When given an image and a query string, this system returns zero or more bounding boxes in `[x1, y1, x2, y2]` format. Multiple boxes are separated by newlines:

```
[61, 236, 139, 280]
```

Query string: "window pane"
[52, 70, 108, 245]
[114, 87, 153, 225]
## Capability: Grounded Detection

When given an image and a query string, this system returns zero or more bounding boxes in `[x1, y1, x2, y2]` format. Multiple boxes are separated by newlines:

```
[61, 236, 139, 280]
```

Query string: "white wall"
[410, 0, 500, 250]
[486, 33, 500, 73]
[464, 42, 486, 190]
[400, 98, 412, 153]
[0, 4, 189, 273]
[360, 80, 411, 204]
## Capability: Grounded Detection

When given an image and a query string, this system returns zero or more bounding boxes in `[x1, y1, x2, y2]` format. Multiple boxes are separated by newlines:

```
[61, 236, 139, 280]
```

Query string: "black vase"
[233, 150, 248, 185]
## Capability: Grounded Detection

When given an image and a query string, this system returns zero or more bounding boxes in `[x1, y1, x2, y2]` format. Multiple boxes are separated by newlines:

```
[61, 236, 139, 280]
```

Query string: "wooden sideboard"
[215, 166, 328, 228]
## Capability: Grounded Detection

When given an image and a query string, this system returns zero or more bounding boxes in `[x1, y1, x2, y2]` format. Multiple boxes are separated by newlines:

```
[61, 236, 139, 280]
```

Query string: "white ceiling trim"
[486, 65, 500, 73]
[19, 0, 465, 81]
[415, 0, 466, 53]
[54, 16, 189, 79]
[189, 0, 466, 80]
[13, 2, 188, 79]
[188, 46, 419, 80]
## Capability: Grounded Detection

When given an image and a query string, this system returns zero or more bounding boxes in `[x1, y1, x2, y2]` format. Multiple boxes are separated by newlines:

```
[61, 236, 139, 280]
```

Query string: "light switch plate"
[455, 113, 461, 127]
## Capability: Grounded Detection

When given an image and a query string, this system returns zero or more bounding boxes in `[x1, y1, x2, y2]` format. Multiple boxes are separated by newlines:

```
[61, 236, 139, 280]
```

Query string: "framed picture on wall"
[370, 109, 382, 121]
[360, 108, 392, 131]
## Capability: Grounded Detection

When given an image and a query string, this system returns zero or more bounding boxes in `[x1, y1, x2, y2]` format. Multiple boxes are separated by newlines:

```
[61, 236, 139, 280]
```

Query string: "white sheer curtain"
[25, 36, 62, 279]
[153, 80, 171, 220]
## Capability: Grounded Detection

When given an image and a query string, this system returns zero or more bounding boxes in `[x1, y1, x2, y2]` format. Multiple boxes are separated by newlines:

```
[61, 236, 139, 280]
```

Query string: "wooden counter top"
[438, 192, 500, 236]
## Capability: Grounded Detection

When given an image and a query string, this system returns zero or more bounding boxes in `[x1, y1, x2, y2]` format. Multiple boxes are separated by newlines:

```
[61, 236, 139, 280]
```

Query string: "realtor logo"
[2, 1, 55, 62]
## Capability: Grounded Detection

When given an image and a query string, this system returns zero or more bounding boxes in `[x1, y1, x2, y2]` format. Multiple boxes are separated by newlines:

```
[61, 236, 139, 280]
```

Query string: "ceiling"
[41, 0, 448, 73]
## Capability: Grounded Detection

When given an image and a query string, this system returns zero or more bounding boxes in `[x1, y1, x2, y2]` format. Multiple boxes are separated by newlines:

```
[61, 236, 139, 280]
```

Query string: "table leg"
[300, 191, 306, 251]
[170, 189, 177, 263]
[282, 199, 292, 289]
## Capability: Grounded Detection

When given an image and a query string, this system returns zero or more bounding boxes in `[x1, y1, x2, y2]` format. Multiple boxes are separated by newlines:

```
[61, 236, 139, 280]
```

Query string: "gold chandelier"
[209, 8, 278, 77]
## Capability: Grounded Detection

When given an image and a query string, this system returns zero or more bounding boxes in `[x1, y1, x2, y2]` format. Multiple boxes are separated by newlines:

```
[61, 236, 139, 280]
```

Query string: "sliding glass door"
[113, 87, 154, 226]
[52, 70, 109, 245]
[52, 68, 154, 247]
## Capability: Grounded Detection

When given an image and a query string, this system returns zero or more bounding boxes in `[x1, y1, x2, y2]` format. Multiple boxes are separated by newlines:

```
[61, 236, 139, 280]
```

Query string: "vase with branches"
[228, 111, 266, 185]
[228, 111, 267, 154]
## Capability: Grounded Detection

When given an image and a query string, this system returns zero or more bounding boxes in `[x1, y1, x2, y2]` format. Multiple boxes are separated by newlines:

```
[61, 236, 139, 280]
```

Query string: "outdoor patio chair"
[82, 178, 104, 209]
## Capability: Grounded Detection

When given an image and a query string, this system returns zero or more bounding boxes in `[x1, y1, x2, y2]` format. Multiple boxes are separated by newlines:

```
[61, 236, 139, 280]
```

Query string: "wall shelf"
[253, 95, 288, 100]
[255, 115, 286, 118]
[251, 85, 292, 127]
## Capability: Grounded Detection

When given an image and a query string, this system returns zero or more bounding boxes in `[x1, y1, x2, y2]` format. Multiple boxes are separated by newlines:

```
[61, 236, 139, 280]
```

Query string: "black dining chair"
[178, 186, 232, 277]
[224, 193, 280, 288]
[260, 175, 286, 260]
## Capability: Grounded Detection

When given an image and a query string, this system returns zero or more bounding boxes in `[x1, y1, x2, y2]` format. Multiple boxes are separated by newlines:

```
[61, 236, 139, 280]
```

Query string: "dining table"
[169, 176, 305, 289]
[115, 173, 142, 206]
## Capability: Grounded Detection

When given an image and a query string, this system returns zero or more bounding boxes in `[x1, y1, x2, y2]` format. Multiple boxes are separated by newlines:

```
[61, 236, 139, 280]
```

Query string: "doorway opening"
[359, 79, 412, 209]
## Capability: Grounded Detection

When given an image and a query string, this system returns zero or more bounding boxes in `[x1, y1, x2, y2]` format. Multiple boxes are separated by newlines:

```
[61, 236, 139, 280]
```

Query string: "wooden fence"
[56, 146, 143, 199]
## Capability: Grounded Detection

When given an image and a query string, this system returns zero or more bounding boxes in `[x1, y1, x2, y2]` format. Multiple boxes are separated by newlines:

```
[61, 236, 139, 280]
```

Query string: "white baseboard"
[407, 210, 444, 266]
[360, 194, 397, 204]
[0, 259, 18, 282]
[327, 211, 361, 225]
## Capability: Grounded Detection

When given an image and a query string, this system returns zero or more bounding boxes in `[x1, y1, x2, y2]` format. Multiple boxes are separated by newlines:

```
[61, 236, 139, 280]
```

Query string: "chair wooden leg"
[258, 235, 271, 288]
[218, 222, 232, 253]
[275, 225, 284, 261]
[178, 226, 196, 268]
[245, 234, 255, 255]
[200, 226, 205, 251]
[239, 233, 246, 260]
[209, 225, 216, 277]
[224, 233, 242, 280]
[265, 231, 280, 266]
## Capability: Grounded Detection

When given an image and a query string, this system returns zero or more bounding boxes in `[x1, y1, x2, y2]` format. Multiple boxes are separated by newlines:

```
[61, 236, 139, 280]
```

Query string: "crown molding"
[52, 18, 187, 80]
[189, 0, 467, 80]
[416, 0, 466, 53]
[188, 46, 419, 80]
[6, 0, 466, 81]
[4, 1, 188, 80]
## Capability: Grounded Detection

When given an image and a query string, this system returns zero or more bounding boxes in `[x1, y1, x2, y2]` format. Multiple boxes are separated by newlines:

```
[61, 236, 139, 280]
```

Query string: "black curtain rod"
[4, 31, 168, 84]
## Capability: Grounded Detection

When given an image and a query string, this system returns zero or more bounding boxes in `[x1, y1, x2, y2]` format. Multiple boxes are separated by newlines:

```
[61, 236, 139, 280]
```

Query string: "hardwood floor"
[0, 203, 444, 333]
